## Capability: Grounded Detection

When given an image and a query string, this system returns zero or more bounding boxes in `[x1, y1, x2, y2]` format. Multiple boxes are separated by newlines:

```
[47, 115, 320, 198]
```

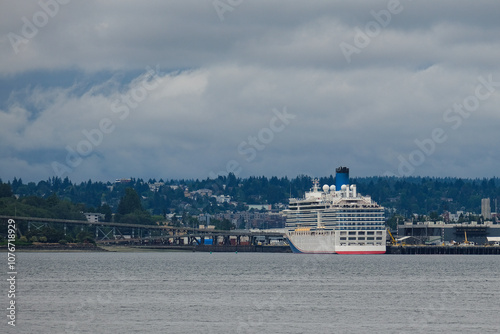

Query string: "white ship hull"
[287, 231, 336, 254]
[286, 231, 386, 254]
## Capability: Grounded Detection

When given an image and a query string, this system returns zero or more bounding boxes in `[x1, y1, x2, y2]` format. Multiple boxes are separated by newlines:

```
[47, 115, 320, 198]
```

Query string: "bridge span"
[0, 215, 286, 246]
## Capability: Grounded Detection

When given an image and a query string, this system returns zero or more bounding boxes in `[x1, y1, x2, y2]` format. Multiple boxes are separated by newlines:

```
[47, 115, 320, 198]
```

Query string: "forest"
[0, 174, 498, 222]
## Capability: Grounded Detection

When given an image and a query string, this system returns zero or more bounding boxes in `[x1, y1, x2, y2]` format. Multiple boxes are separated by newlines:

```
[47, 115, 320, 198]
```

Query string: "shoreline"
[4, 243, 500, 254]
[0, 243, 107, 252]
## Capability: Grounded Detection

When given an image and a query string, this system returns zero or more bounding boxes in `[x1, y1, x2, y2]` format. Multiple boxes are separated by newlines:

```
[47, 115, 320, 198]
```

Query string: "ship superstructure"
[284, 167, 386, 254]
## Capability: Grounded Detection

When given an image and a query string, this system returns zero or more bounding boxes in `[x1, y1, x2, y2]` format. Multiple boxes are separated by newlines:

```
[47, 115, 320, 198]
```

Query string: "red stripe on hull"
[336, 251, 386, 255]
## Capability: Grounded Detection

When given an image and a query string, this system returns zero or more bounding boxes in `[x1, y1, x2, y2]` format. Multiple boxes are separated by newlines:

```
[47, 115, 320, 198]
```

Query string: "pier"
[136, 244, 291, 253]
[0, 215, 287, 251]
[387, 245, 500, 255]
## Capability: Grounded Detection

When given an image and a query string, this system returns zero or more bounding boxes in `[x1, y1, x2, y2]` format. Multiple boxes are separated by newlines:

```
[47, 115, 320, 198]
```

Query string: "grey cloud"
[1, 1, 500, 182]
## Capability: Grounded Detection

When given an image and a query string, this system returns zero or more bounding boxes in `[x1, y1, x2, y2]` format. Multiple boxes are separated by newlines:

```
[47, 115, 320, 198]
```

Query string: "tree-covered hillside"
[1, 175, 499, 219]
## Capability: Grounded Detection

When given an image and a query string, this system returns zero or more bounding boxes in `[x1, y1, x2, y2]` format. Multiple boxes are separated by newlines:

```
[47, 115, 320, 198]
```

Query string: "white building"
[195, 189, 213, 197]
[84, 213, 105, 223]
[482, 198, 492, 219]
[214, 195, 231, 203]
[148, 182, 164, 192]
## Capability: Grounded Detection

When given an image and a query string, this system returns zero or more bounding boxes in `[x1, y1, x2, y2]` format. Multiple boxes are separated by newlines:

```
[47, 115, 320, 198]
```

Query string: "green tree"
[35, 227, 64, 243]
[212, 218, 235, 230]
[99, 204, 113, 222]
[0, 183, 13, 198]
[117, 188, 142, 215]
[76, 231, 95, 244]
[429, 211, 439, 222]
[120, 210, 154, 225]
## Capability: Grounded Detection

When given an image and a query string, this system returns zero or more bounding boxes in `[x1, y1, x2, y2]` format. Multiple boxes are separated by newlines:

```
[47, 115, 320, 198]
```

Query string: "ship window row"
[288, 208, 383, 212]
[340, 237, 383, 241]
[290, 219, 385, 223]
[339, 222, 384, 226]
[337, 209, 383, 213]
[336, 219, 384, 222]
[325, 213, 384, 215]
[289, 231, 333, 236]
[337, 216, 384, 220]
[292, 213, 384, 217]
[336, 214, 384, 217]
[336, 215, 384, 218]
[291, 210, 383, 214]
[287, 222, 385, 226]
[338, 227, 384, 230]
[341, 244, 384, 246]
[287, 222, 385, 228]
[286, 226, 385, 230]
[339, 220, 384, 223]
[309, 231, 333, 236]
[291, 205, 328, 209]
[292, 218, 385, 222]
[340, 231, 383, 235]
[328, 217, 385, 220]
[336, 211, 383, 214]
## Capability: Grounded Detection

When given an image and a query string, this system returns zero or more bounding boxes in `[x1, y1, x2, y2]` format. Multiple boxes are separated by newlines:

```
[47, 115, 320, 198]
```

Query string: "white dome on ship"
[322, 184, 329, 193]
[330, 185, 336, 192]
[341, 184, 347, 191]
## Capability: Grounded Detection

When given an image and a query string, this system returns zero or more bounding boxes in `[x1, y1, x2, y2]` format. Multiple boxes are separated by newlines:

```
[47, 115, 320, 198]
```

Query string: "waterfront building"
[397, 220, 500, 245]
[482, 198, 492, 220]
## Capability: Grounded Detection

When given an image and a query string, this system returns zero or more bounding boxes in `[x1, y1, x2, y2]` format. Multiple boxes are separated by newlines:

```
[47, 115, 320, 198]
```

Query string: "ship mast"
[312, 178, 319, 192]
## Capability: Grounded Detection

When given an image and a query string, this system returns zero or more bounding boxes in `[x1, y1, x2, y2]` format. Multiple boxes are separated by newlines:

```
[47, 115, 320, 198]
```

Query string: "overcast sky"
[1, 0, 500, 183]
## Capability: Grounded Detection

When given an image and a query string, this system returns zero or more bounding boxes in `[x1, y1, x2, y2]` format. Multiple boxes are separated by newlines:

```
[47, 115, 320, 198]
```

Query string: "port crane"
[387, 228, 398, 246]
[462, 230, 474, 246]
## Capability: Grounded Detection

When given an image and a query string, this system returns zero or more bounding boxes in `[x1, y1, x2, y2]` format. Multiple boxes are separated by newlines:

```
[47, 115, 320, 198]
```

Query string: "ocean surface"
[5, 252, 500, 334]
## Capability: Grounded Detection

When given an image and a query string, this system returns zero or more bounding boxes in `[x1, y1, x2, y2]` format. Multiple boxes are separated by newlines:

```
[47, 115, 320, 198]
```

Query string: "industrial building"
[396, 221, 500, 245]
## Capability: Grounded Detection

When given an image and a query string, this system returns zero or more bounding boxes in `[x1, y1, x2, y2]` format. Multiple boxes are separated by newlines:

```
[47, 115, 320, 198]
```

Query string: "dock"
[387, 245, 500, 255]
[131, 244, 291, 253]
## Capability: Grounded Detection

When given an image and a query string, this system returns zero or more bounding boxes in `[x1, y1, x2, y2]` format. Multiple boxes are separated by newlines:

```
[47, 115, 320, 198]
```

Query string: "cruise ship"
[284, 167, 386, 254]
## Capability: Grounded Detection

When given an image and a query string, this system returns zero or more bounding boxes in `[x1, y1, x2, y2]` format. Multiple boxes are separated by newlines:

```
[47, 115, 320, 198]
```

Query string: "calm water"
[5, 252, 500, 333]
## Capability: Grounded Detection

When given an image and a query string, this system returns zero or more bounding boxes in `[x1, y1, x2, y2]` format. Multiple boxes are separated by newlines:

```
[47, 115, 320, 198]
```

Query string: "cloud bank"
[1, 0, 500, 182]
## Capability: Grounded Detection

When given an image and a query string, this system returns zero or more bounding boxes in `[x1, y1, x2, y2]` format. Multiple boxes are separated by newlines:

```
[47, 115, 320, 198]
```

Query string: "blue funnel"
[335, 166, 349, 189]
